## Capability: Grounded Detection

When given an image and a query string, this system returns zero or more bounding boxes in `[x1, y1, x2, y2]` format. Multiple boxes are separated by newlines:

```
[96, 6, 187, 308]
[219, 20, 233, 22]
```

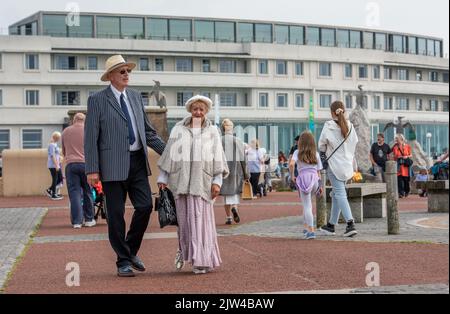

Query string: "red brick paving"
[4, 236, 448, 294]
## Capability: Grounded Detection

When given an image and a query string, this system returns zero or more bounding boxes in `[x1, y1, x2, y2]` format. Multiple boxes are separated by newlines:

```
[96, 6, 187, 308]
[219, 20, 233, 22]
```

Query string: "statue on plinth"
[150, 80, 167, 108]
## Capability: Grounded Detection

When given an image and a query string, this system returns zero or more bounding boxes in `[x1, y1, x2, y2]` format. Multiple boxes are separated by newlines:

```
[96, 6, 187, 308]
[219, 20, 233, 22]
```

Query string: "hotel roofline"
[8, 10, 444, 42]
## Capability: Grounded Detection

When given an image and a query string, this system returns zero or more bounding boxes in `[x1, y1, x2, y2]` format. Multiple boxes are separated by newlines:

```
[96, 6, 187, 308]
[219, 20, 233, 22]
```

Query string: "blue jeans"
[66, 163, 94, 225]
[327, 169, 354, 225]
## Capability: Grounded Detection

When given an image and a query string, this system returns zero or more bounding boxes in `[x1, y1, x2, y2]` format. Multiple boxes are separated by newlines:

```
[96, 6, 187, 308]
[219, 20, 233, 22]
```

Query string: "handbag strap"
[325, 124, 353, 162]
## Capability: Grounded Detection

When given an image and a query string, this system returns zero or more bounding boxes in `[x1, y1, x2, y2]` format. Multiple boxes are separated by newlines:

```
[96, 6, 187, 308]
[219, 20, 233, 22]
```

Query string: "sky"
[1, 0, 449, 55]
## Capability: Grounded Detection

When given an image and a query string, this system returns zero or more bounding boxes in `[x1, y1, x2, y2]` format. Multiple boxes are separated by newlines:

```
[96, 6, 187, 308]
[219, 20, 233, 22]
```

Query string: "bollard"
[316, 169, 327, 228]
[385, 161, 400, 234]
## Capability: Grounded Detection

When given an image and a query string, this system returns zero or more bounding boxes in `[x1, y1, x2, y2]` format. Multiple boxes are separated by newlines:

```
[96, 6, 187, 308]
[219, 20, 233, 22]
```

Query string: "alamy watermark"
[65, 2, 80, 27]
[365, 2, 381, 28]
[66, 262, 80, 287]
[365, 262, 380, 287]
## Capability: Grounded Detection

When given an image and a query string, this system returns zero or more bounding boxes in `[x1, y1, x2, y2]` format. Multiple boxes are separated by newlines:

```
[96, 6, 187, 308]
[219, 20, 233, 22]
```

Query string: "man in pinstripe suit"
[85, 55, 166, 277]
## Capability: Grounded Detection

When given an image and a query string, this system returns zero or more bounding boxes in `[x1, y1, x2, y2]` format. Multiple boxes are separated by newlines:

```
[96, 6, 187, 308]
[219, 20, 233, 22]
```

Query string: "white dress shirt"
[110, 85, 142, 152]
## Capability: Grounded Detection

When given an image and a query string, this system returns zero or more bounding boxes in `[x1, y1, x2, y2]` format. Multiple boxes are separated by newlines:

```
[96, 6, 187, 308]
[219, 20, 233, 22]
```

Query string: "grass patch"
[0, 208, 48, 293]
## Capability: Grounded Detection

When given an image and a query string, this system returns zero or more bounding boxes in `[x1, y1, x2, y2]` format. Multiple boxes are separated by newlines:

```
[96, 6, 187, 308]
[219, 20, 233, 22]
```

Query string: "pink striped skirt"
[176, 195, 222, 269]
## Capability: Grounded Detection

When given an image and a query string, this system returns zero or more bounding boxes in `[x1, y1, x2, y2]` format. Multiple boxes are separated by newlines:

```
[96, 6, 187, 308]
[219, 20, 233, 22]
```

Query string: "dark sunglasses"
[119, 69, 132, 75]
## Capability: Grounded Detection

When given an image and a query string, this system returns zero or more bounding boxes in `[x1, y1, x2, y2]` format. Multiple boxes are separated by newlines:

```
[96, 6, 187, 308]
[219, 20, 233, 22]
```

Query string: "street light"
[426, 132, 432, 157]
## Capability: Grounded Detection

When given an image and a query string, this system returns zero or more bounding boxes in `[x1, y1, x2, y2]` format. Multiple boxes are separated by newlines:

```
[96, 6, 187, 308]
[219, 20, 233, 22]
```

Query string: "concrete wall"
[1, 148, 161, 197]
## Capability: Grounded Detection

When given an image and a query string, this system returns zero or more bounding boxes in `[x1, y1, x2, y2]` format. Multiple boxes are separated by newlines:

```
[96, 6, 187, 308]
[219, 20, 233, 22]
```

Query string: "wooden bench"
[325, 183, 387, 223]
[416, 180, 449, 213]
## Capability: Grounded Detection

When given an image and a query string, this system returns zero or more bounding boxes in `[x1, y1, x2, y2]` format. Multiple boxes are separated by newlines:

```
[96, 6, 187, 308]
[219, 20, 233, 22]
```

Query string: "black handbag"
[155, 188, 178, 228]
[397, 145, 413, 167]
[320, 125, 353, 170]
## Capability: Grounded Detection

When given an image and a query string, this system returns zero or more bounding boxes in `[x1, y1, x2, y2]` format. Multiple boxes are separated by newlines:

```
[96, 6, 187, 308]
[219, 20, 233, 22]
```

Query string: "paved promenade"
[0, 193, 448, 294]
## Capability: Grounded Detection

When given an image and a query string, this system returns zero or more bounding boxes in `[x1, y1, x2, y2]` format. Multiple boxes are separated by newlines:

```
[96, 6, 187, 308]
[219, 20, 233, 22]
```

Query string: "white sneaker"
[193, 267, 207, 274]
[174, 250, 184, 270]
[84, 220, 97, 227]
[73, 224, 82, 229]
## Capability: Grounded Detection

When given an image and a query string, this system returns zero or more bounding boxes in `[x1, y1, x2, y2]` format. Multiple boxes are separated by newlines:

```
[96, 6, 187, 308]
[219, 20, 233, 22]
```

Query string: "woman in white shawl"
[157, 95, 229, 274]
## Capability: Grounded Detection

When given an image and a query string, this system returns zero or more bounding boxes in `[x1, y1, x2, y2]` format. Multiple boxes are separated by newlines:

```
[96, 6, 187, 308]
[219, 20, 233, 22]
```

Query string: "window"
[275, 25, 289, 44]
[68, 15, 93, 38]
[195, 20, 214, 42]
[350, 31, 361, 48]
[255, 24, 272, 43]
[320, 94, 332, 108]
[289, 26, 304, 45]
[177, 92, 193, 106]
[321, 28, 335, 47]
[306, 27, 319, 45]
[363, 32, 374, 49]
[0, 53, 2, 69]
[0, 130, 10, 152]
[147, 18, 168, 40]
[276, 61, 287, 75]
[345, 94, 352, 109]
[408, 37, 417, 54]
[155, 58, 164, 71]
[416, 71, 423, 81]
[416, 98, 423, 111]
[373, 65, 380, 79]
[139, 58, 149, 71]
[398, 69, 409, 81]
[215, 21, 235, 42]
[443, 101, 449, 112]
[443, 72, 449, 83]
[237, 23, 253, 43]
[43, 14, 67, 36]
[276, 93, 288, 108]
[26, 90, 39, 106]
[392, 35, 405, 53]
[375, 33, 386, 50]
[384, 96, 394, 110]
[337, 29, 350, 48]
[429, 100, 439, 111]
[373, 96, 381, 110]
[358, 65, 368, 79]
[25, 54, 39, 70]
[396, 97, 410, 110]
[344, 64, 353, 78]
[141, 92, 150, 106]
[202, 59, 211, 72]
[429, 71, 439, 82]
[295, 62, 304, 76]
[418, 38, 427, 55]
[219, 60, 236, 73]
[121, 17, 144, 39]
[259, 93, 269, 108]
[201, 92, 211, 99]
[55, 55, 77, 70]
[96, 16, 120, 39]
[295, 94, 304, 108]
[0, 90, 2, 106]
[56, 91, 80, 106]
[258, 60, 268, 74]
[435, 41, 442, 57]
[22, 129, 42, 149]
[384, 67, 393, 80]
[87, 56, 97, 70]
[220, 93, 237, 107]
[319, 63, 332, 77]
[427, 39, 435, 56]
[176, 58, 193, 72]
[169, 19, 192, 41]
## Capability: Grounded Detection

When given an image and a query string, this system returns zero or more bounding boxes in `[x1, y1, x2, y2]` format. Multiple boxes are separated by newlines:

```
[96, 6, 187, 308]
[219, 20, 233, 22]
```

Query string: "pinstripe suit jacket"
[84, 86, 166, 182]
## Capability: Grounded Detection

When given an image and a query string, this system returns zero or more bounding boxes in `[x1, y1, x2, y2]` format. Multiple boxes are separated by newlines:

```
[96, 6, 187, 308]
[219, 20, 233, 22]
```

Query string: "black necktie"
[120, 93, 136, 145]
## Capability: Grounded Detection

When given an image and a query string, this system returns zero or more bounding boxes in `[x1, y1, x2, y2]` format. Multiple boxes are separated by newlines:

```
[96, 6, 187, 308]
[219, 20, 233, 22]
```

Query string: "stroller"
[92, 182, 107, 221]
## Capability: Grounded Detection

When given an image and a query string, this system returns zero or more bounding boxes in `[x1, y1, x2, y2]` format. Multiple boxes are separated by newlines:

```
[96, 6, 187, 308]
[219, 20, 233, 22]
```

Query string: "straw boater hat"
[185, 95, 213, 112]
[101, 55, 136, 82]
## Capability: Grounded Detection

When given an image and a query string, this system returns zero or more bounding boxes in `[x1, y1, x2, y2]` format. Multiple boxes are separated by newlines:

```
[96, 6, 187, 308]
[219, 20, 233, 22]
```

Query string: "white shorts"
[224, 194, 240, 205]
